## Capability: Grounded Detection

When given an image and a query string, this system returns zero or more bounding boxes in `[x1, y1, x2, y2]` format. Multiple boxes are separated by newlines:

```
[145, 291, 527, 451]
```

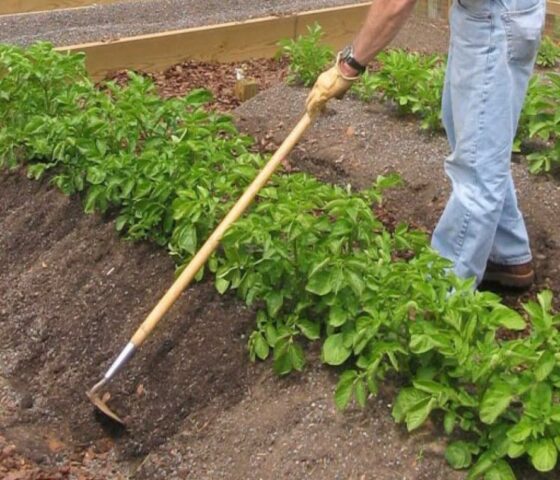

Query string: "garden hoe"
[87, 112, 314, 425]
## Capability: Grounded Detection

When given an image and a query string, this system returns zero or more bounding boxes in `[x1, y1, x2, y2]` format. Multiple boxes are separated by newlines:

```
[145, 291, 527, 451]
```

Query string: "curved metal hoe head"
[86, 384, 126, 426]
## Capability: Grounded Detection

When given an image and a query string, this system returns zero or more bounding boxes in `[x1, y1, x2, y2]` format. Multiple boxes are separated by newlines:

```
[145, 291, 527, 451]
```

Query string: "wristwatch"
[340, 44, 367, 75]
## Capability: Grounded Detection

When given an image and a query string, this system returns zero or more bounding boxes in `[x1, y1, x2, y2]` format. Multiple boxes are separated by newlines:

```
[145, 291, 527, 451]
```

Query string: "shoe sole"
[483, 271, 535, 289]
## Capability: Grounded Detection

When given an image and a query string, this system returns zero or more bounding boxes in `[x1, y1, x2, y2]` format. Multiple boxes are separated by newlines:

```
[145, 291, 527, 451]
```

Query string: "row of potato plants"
[279, 24, 560, 174]
[1, 42, 560, 479]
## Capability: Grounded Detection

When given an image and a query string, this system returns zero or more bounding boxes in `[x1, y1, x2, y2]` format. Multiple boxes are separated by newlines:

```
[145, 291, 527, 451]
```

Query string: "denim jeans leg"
[432, 0, 544, 284]
[488, 176, 532, 265]
[489, 0, 545, 265]
[432, 0, 515, 284]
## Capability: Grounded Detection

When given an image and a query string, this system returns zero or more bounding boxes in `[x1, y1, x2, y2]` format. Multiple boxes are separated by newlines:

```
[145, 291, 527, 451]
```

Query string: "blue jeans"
[431, 0, 546, 285]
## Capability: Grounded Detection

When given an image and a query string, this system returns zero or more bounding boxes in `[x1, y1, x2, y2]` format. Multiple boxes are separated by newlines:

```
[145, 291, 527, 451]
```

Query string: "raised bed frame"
[59, 3, 372, 81]
[0, 0, 127, 15]
[2, 1, 558, 80]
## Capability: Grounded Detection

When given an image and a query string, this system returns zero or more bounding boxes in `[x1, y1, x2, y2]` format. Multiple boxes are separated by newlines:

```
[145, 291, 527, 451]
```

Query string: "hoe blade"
[87, 385, 126, 425]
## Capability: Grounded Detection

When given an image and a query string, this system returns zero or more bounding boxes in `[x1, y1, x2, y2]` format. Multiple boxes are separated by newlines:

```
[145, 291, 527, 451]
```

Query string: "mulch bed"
[104, 57, 289, 111]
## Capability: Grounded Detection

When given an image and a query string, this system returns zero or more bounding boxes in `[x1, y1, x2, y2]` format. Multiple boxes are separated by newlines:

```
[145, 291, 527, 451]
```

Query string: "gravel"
[0, 0, 361, 47]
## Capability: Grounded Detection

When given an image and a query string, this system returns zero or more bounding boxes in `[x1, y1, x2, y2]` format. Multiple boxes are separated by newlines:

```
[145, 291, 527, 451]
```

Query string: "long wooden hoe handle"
[90, 113, 314, 407]
[132, 112, 312, 346]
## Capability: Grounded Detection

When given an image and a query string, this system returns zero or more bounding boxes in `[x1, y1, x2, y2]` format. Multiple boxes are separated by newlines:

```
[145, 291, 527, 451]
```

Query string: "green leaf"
[527, 383, 552, 416]
[405, 397, 435, 431]
[115, 215, 128, 232]
[535, 350, 556, 381]
[507, 442, 525, 459]
[265, 323, 278, 346]
[328, 305, 348, 327]
[445, 441, 473, 470]
[273, 339, 293, 375]
[322, 333, 351, 366]
[177, 225, 197, 255]
[184, 88, 213, 105]
[409, 334, 436, 354]
[488, 305, 526, 331]
[528, 438, 558, 472]
[354, 379, 367, 408]
[335, 370, 357, 410]
[444, 411, 456, 435]
[413, 379, 446, 395]
[538, 290, 553, 312]
[306, 269, 332, 296]
[215, 277, 230, 294]
[480, 382, 514, 425]
[392, 387, 430, 423]
[345, 269, 365, 296]
[265, 290, 283, 317]
[288, 342, 305, 372]
[466, 452, 495, 480]
[297, 319, 320, 340]
[194, 265, 204, 282]
[254, 332, 270, 360]
[507, 418, 533, 443]
[484, 460, 516, 480]
[27, 163, 47, 180]
[84, 187, 102, 213]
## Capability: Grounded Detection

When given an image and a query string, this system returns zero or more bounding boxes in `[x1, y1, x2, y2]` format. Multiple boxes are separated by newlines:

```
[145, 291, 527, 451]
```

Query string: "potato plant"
[2, 43, 560, 479]
[277, 22, 334, 87]
[279, 26, 560, 173]
[366, 49, 445, 131]
[537, 36, 560, 68]
[521, 73, 560, 174]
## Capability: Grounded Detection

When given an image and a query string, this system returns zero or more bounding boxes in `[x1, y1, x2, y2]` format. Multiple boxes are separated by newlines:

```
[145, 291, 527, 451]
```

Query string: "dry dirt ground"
[1, 14, 560, 480]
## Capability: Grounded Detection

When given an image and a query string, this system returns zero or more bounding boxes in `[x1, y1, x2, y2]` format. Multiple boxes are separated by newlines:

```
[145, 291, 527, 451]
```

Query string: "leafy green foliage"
[350, 70, 379, 102]
[2, 42, 560, 479]
[277, 23, 334, 87]
[521, 73, 560, 174]
[369, 49, 445, 131]
[536, 36, 560, 68]
[278, 24, 559, 172]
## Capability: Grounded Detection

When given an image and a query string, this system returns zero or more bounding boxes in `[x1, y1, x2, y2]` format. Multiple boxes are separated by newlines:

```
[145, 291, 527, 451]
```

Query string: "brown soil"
[0, 168, 469, 480]
[0, 170, 255, 476]
[1, 14, 559, 480]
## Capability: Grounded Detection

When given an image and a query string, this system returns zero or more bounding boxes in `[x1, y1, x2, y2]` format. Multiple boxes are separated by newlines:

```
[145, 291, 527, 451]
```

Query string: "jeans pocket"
[502, 1, 545, 63]
[457, 0, 492, 18]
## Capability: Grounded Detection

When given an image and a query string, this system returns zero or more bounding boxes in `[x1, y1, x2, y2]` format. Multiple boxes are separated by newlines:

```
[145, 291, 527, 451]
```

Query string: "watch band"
[341, 45, 366, 74]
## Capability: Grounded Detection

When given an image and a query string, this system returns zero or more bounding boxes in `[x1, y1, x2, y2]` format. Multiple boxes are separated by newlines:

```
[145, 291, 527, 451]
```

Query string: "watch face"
[342, 45, 353, 61]
[341, 45, 365, 74]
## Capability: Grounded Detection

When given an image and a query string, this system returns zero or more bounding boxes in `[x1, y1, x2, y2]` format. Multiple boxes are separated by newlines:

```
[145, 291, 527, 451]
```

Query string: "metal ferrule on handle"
[90, 342, 136, 396]
[105, 342, 136, 380]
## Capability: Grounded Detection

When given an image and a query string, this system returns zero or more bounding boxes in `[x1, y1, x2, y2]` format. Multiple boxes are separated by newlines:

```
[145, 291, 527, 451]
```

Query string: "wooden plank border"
[0, 0, 127, 16]
[57, 0, 560, 81]
[548, 0, 560, 16]
[58, 3, 371, 81]
[3, 0, 559, 18]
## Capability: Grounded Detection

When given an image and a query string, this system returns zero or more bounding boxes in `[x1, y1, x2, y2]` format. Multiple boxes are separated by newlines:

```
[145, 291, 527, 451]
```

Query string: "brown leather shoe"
[483, 261, 535, 289]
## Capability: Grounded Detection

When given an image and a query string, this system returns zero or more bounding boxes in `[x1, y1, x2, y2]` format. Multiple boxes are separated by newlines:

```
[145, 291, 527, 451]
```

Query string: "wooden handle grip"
[130, 113, 313, 347]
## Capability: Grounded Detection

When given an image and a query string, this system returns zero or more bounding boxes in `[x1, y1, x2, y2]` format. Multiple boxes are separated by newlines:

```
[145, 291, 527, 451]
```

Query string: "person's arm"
[306, 0, 418, 115]
[341, 0, 418, 76]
